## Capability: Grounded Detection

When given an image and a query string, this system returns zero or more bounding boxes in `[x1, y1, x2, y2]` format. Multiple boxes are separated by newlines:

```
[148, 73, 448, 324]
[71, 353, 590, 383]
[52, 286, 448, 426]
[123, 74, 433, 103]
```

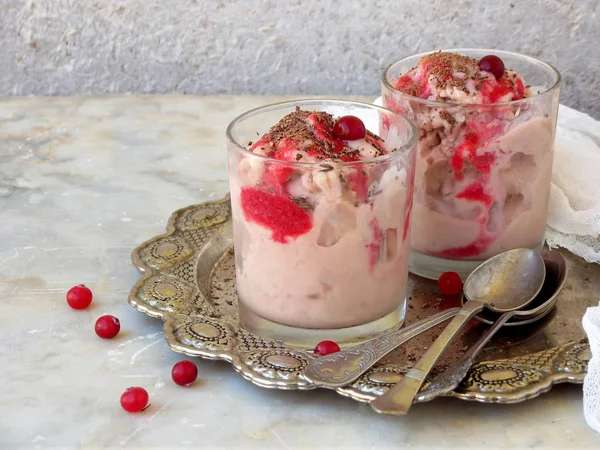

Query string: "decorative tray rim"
[128, 195, 590, 408]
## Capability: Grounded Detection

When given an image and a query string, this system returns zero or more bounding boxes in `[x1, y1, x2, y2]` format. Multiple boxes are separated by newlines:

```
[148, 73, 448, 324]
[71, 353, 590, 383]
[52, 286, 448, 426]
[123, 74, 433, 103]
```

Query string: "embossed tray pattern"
[128, 196, 592, 406]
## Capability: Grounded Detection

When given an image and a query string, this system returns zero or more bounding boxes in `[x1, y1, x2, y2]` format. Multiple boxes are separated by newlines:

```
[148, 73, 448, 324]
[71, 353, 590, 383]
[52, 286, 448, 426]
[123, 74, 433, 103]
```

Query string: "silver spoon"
[416, 250, 566, 402]
[303, 307, 461, 388]
[370, 248, 546, 415]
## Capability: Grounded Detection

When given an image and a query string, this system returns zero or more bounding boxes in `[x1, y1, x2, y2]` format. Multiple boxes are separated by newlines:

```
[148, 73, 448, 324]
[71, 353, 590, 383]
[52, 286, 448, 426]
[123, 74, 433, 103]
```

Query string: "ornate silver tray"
[129, 195, 593, 406]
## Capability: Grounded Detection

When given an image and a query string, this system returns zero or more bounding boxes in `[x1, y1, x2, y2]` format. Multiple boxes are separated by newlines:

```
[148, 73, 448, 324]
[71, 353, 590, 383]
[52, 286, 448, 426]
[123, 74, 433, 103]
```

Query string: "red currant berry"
[66, 284, 93, 310]
[171, 360, 198, 386]
[438, 272, 463, 296]
[332, 115, 366, 141]
[120, 387, 149, 413]
[478, 55, 505, 80]
[95, 315, 121, 339]
[314, 340, 341, 356]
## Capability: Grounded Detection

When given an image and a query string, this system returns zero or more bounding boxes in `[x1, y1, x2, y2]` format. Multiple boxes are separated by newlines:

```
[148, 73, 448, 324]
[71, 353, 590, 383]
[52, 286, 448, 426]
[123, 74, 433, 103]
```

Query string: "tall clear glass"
[382, 49, 561, 280]
[226, 100, 417, 347]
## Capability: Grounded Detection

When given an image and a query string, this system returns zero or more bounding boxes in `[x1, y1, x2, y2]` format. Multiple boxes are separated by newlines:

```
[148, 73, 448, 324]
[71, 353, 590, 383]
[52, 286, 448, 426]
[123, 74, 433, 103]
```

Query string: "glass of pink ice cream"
[382, 49, 561, 280]
[226, 100, 417, 347]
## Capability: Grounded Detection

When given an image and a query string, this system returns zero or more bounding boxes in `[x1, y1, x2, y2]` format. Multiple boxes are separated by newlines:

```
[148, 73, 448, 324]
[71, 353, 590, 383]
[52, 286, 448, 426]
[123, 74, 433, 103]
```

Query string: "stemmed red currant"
[66, 284, 93, 309]
[120, 387, 149, 413]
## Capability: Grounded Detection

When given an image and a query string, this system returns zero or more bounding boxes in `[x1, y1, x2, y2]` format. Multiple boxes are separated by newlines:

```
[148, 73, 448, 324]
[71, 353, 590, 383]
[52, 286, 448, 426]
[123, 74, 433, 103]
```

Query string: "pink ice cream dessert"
[394, 52, 529, 105]
[383, 51, 557, 267]
[228, 105, 415, 333]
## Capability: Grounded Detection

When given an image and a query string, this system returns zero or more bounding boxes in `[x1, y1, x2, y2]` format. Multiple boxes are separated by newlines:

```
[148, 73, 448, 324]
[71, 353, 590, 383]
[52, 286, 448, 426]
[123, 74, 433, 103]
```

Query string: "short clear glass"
[382, 49, 561, 280]
[226, 99, 417, 347]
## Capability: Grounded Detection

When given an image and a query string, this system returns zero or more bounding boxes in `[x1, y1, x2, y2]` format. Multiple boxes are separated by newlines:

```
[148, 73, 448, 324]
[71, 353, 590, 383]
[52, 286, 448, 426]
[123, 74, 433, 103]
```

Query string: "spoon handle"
[303, 308, 461, 388]
[370, 300, 484, 415]
[416, 310, 517, 402]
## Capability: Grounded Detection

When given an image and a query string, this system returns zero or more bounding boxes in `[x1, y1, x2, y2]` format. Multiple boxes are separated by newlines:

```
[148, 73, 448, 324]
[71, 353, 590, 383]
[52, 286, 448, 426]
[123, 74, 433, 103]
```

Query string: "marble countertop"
[1, 95, 600, 449]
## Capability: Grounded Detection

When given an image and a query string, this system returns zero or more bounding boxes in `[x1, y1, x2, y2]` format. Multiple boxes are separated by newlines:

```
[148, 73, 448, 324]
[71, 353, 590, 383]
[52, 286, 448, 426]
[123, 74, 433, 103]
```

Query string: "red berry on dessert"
[332, 115, 367, 141]
[478, 55, 505, 80]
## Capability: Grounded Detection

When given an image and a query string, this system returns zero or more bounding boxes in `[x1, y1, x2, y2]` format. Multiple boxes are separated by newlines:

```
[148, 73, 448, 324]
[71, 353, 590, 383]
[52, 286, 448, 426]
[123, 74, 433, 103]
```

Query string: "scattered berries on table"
[171, 360, 199, 387]
[66, 284, 93, 310]
[120, 387, 149, 413]
[438, 271, 463, 296]
[95, 315, 121, 339]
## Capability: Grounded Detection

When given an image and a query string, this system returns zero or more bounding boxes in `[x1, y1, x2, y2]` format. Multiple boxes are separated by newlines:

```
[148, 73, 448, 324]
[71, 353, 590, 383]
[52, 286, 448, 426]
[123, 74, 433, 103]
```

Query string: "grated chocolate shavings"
[367, 130, 382, 139]
[421, 51, 487, 93]
[439, 109, 456, 125]
[292, 197, 313, 211]
[254, 107, 389, 162]
[266, 108, 315, 149]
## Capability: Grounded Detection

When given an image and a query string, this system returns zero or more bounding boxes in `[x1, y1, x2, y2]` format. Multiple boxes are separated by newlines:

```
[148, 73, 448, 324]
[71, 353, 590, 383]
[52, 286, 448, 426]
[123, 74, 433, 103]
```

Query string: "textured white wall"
[1, 0, 598, 117]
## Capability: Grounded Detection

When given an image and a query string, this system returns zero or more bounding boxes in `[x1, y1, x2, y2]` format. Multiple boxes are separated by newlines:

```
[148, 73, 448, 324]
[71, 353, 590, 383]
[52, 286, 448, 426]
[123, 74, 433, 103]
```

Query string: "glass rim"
[381, 48, 562, 109]
[226, 98, 418, 168]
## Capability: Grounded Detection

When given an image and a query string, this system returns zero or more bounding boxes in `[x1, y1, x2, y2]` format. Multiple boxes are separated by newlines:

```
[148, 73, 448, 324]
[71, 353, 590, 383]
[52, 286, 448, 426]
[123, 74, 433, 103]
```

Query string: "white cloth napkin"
[547, 105, 600, 263]
[584, 306, 600, 432]
[375, 97, 600, 431]
[543, 105, 600, 433]
[546, 105, 600, 432]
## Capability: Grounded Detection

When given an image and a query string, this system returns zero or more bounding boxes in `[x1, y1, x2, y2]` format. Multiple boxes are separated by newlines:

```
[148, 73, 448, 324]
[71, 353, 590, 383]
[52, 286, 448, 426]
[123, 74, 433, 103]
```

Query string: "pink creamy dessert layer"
[411, 116, 554, 259]
[395, 52, 529, 104]
[231, 178, 409, 329]
[230, 108, 410, 329]
[386, 51, 553, 260]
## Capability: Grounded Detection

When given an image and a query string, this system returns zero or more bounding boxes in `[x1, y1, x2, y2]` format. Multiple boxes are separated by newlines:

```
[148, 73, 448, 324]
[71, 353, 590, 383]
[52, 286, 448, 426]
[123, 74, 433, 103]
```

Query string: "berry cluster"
[68, 265, 463, 412]
[66, 284, 199, 413]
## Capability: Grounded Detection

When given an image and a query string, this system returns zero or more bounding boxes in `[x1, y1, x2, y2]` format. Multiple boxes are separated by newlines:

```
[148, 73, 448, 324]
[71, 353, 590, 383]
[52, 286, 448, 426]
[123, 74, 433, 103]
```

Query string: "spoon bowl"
[370, 248, 547, 415]
[463, 248, 547, 313]
[416, 250, 566, 402]
[470, 250, 567, 327]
